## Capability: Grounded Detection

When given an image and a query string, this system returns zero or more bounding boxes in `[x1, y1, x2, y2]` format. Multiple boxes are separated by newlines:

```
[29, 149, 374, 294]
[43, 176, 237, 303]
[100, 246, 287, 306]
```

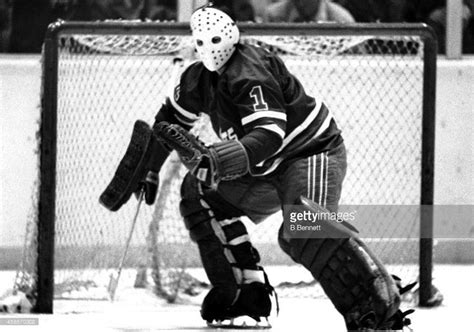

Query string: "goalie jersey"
[157, 43, 342, 176]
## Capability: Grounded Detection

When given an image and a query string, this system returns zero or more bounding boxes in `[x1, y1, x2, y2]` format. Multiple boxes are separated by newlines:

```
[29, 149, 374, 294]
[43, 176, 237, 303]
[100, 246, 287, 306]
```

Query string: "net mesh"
[18, 24, 427, 304]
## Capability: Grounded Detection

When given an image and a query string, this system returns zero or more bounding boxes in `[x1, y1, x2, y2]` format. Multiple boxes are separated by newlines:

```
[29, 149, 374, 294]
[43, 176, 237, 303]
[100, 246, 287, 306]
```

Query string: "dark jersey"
[158, 43, 342, 176]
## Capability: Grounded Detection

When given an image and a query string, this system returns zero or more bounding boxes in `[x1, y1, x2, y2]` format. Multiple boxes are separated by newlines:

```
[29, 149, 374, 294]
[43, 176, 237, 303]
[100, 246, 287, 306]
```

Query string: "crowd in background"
[0, 0, 473, 54]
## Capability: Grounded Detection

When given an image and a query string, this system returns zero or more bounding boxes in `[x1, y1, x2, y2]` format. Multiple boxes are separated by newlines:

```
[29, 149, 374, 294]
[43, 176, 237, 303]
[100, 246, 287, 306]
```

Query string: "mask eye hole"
[196, 39, 203, 46]
[211, 36, 221, 44]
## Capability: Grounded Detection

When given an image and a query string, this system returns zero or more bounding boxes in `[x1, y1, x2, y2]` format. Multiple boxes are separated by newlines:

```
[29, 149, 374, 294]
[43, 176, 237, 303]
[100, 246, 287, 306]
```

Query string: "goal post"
[31, 21, 436, 313]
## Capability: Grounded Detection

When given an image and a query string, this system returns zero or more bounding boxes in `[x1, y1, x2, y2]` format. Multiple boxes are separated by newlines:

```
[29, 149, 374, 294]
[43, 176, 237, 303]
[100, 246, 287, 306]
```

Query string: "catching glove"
[153, 122, 249, 188]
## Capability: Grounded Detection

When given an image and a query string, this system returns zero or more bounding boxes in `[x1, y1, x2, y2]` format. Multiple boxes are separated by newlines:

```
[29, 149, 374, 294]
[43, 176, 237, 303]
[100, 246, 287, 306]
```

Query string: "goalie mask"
[190, 7, 240, 72]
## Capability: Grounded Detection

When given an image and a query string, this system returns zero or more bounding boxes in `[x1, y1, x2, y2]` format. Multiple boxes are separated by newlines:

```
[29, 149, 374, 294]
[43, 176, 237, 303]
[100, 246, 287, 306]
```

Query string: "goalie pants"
[213, 141, 347, 220]
[180, 142, 347, 285]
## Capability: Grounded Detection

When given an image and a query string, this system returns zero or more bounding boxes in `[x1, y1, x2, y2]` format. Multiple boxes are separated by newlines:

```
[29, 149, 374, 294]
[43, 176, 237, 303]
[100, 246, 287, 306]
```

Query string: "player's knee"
[183, 214, 216, 242]
[277, 211, 303, 264]
[179, 173, 214, 242]
[278, 200, 325, 265]
[278, 222, 331, 275]
[180, 172, 200, 202]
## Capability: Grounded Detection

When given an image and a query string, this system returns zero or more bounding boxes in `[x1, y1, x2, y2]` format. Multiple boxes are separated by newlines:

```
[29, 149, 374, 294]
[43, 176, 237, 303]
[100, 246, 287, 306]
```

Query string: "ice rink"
[1, 263, 473, 331]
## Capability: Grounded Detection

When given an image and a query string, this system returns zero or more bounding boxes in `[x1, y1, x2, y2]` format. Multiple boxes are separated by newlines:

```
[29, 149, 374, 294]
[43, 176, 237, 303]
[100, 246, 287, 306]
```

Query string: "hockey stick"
[108, 189, 145, 302]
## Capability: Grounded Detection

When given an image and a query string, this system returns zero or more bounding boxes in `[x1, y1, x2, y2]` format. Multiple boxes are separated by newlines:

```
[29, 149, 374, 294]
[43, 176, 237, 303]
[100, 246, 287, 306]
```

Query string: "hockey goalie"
[100, 4, 414, 331]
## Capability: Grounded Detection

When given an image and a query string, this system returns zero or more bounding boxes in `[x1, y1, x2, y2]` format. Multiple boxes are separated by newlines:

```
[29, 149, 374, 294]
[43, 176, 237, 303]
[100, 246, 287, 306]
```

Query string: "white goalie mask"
[190, 7, 240, 72]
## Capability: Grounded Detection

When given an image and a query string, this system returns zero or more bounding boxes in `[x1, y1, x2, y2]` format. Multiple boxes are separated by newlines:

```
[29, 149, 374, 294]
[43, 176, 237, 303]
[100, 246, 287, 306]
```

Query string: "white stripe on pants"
[307, 153, 329, 207]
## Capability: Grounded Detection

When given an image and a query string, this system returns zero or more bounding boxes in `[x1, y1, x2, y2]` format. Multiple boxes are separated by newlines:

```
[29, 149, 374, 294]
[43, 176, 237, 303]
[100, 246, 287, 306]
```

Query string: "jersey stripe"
[255, 124, 286, 139]
[174, 112, 197, 126]
[241, 111, 287, 126]
[252, 100, 333, 176]
[275, 98, 324, 155]
[169, 94, 200, 122]
[167, 59, 199, 123]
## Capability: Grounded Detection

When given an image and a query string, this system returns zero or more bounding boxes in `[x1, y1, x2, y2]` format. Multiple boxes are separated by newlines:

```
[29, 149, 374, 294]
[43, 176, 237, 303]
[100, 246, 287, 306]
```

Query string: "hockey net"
[16, 22, 436, 312]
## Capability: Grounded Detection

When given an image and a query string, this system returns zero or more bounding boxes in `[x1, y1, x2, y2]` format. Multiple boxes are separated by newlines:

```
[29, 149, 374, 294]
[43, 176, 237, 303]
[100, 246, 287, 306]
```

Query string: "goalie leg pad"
[279, 196, 401, 329]
[179, 172, 224, 240]
[180, 174, 239, 322]
[180, 174, 275, 324]
[99, 120, 153, 211]
[180, 173, 220, 242]
[180, 173, 237, 291]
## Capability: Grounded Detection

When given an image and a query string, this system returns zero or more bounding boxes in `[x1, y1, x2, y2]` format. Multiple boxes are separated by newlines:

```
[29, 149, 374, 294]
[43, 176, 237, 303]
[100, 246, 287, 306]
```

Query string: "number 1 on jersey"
[250, 85, 269, 112]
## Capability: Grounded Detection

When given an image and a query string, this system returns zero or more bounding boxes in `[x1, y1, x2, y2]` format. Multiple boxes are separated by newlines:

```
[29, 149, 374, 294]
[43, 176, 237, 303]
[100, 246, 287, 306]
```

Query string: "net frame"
[35, 21, 437, 313]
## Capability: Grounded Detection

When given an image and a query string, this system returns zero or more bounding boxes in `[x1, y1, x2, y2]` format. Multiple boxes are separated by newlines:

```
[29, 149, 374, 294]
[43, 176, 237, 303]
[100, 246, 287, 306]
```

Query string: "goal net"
[16, 21, 436, 313]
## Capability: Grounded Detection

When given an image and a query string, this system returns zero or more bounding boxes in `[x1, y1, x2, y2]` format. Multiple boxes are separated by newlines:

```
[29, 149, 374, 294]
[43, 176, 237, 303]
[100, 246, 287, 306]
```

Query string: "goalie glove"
[153, 122, 249, 188]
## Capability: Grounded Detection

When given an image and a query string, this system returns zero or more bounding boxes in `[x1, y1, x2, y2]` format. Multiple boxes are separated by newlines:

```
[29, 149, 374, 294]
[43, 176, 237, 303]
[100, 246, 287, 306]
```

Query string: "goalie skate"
[202, 280, 277, 329]
[207, 316, 272, 330]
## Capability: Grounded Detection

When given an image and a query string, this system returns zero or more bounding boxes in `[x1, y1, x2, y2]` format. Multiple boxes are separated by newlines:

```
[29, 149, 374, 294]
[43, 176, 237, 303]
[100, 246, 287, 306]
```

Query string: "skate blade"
[207, 316, 272, 329]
